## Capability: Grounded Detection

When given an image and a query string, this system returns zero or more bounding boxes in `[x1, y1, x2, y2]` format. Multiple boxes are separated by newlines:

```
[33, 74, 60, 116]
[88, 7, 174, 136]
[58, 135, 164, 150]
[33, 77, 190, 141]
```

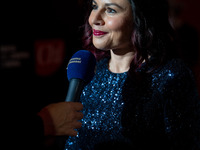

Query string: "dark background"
[0, 1, 87, 149]
[0, 0, 199, 149]
[1, 0, 87, 110]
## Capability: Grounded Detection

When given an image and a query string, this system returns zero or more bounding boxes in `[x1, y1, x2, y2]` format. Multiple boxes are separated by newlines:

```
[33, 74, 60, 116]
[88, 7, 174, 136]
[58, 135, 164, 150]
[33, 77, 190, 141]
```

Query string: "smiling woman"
[64, 0, 200, 149]
[89, 0, 133, 53]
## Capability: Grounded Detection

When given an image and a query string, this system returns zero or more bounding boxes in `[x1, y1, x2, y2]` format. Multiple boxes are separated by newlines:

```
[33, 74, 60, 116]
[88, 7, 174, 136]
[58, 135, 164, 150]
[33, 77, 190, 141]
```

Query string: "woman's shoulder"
[151, 58, 198, 96]
[150, 58, 198, 92]
[153, 58, 194, 81]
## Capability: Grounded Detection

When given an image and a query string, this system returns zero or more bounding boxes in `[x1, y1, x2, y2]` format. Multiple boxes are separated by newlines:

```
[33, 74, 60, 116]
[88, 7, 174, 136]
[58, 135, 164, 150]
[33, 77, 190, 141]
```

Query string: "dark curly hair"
[81, 0, 177, 74]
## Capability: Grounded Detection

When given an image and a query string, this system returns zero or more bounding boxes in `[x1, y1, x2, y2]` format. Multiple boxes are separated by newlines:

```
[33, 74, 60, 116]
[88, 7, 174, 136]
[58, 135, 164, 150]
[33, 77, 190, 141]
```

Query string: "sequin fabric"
[65, 58, 200, 150]
[65, 58, 131, 150]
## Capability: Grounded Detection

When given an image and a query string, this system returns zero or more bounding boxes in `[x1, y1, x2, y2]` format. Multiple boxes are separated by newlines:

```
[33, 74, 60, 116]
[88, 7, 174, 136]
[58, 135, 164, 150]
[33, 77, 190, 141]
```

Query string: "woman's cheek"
[107, 18, 124, 30]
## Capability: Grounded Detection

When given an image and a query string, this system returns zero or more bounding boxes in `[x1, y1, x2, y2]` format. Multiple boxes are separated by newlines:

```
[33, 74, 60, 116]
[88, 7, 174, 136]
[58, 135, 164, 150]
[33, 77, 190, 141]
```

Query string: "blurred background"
[1, 0, 86, 111]
[0, 0, 199, 149]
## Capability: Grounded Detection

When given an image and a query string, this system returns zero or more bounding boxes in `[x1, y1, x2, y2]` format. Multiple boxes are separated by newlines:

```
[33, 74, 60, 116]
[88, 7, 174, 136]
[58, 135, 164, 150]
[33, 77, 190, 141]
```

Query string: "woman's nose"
[90, 10, 105, 26]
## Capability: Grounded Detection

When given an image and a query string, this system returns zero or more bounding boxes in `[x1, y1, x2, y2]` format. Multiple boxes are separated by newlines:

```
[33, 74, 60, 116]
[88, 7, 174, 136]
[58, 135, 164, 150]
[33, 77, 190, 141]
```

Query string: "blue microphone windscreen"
[67, 50, 96, 83]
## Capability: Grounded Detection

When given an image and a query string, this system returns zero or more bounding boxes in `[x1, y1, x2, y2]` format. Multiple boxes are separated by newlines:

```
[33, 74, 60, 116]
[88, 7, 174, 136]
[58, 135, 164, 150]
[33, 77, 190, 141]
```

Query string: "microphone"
[65, 50, 96, 102]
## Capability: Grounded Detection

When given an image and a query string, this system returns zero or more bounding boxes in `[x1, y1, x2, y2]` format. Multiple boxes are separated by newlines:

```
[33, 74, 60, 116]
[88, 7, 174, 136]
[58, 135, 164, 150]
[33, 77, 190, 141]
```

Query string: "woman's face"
[89, 0, 134, 51]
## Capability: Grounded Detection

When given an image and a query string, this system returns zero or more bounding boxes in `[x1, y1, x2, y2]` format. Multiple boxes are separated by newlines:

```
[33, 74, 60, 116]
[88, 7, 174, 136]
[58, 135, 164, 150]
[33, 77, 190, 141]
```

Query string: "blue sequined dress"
[65, 58, 200, 150]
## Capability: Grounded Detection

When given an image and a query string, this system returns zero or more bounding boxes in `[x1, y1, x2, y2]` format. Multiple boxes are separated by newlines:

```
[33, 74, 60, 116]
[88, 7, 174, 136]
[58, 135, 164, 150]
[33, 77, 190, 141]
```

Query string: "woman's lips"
[93, 29, 108, 36]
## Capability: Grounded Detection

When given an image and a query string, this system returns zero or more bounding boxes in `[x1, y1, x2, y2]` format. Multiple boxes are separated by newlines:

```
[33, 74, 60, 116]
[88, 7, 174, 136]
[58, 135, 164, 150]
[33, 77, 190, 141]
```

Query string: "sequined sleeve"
[157, 59, 200, 149]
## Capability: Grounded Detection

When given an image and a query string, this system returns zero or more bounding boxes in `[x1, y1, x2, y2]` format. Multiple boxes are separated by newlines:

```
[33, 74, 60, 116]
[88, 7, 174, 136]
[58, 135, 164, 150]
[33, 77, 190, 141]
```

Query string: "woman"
[65, 0, 200, 149]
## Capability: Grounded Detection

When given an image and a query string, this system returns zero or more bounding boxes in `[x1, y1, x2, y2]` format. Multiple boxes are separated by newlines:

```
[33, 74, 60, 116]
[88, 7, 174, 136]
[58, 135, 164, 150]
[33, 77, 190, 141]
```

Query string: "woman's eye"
[92, 4, 98, 10]
[106, 8, 117, 13]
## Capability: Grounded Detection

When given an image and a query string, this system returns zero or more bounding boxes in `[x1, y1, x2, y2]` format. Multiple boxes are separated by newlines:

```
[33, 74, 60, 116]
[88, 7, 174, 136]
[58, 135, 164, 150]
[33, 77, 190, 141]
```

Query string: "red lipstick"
[93, 29, 108, 36]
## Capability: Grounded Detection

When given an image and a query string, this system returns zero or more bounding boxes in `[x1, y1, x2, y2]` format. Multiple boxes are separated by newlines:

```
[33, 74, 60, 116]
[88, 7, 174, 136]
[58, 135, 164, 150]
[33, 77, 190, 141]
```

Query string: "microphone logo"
[67, 57, 82, 70]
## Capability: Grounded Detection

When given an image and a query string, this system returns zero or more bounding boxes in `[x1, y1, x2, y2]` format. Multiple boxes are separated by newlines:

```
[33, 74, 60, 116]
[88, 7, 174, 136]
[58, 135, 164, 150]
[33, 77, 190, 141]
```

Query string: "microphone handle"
[65, 78, 86, 102]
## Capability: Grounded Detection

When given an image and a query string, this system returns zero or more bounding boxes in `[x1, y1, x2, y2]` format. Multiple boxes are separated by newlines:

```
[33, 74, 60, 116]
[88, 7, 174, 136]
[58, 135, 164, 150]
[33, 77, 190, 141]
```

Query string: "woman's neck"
[108, 48, 135, 73]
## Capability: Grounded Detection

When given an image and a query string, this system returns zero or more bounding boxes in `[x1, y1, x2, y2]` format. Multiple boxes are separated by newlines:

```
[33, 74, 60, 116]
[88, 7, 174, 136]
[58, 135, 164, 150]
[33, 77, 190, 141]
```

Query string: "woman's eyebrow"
[92, 0, 97, 5]
[92, 0, 123, 9]
[105, 3, 123, 9]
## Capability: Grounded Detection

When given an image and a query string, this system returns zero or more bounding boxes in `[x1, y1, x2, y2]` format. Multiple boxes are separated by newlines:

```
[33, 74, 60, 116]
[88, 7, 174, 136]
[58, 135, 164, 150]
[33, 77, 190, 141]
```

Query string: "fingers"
[70, 121, 82, 136]
[66, 102, 83, 120]
[62, 121, 82, 137]
[68, 130, 78, 137]
[75, 112, 84, 120]
[73, 121, 82, 129]
[68, 102, 83, 111]
[66, 111, 83, 125]
[67, 104, 83, 137]
[58, 102, 84, 136]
